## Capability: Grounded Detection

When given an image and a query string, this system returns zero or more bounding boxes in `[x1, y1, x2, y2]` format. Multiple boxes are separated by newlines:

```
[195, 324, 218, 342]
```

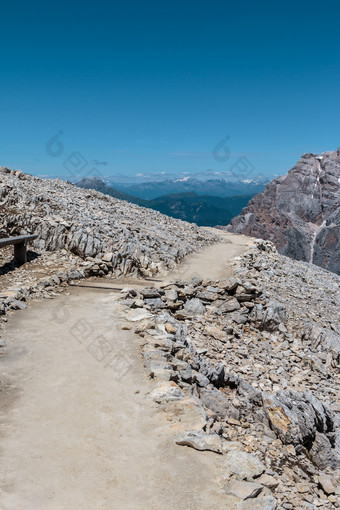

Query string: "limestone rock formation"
[0, 168, 219, 278]
[226, 149, 340, 275]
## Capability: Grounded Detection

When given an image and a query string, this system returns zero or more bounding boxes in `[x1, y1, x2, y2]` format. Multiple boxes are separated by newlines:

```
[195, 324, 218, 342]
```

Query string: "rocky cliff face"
[226, 149, 340, 274]
[0, 167, 219, 277]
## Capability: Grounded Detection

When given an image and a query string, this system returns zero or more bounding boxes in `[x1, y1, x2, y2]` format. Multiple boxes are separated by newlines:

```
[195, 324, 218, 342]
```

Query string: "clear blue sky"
[1, 1, 340, 181]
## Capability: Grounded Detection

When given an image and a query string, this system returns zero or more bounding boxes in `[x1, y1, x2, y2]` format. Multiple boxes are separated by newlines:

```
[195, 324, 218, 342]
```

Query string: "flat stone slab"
[235, 495, 277, 510]
[176, 432, 223, 454]
[149, 381, 184, 403]
[167, 396, 208, 433]
[223, 479, 263, 500]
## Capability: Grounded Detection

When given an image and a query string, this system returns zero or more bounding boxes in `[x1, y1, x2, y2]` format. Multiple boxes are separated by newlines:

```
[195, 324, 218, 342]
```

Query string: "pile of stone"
[0, 167, 220, 278]
[119, 240, 340, 509]
[233, 240, 340, 369]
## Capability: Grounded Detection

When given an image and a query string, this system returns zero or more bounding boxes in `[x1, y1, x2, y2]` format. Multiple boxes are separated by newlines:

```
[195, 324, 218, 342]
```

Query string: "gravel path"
[0, 232, 250, 509]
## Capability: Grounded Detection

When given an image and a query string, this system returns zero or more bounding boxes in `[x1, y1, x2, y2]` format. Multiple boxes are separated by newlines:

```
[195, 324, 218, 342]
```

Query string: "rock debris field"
[118, 240, 340, 509]
[0, 167, 219, 279]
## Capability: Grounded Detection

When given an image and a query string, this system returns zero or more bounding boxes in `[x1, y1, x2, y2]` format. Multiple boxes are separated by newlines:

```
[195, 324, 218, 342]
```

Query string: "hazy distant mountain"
[76, 177, 143, 204]
[109, 177, 267, 200]
[146, 192, 253, 226]
[77, 177, 255, 227]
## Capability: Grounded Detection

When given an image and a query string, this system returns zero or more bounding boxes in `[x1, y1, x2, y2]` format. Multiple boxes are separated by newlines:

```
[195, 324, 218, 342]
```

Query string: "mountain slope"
[77, 177, 254, 227]
[147, 192, 253, 226]
[0, 167, 219, 277]
[226, 149, 340, 275]
[77, 177, 144, 205]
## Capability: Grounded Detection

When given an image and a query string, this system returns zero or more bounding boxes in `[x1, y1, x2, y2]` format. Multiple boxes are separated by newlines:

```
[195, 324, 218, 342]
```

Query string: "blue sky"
[1, 1, 340, 182]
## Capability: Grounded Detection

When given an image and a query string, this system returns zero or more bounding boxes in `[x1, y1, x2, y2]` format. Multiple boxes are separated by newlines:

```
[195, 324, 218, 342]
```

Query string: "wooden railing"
[0, 235, 38, 266]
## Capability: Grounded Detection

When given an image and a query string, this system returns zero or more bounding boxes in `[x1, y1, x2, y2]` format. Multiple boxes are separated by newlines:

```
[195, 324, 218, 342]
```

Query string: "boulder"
[219, 297, 240, 313]
[141, 288, 161, 299]
[318, 473, 336, 495]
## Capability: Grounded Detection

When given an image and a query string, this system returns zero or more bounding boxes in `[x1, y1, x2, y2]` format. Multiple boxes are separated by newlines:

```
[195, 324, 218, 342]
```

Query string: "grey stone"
[223, 479, 263, 500]
[150, 382, 184, 403]
[198, 387, 230, 418]
[183, 298, 205, 315]
[250, 301, 287, 332]
[219, 297, 240, 313]
[224, 450, 265, 480]
[141, 288, 161, 299]
[262, 391, 335, 452]
[236, 495, 277, 510]
[176, 432, 223, 454]
[318, 473, 336, 495]
[165, 289, 178, 301]
[218, 277, 239, 291]
[144, 298, 165, 309]
[10, 300, 27, 310]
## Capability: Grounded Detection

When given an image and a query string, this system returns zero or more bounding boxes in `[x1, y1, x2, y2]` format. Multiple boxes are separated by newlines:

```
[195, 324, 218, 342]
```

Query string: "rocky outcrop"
[0, 168, 220, 278]
[226, 149, 340, 275]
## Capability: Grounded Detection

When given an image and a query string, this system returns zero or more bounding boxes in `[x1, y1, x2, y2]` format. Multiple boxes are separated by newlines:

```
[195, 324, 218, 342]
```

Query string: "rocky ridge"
[118, 240, 340, 509]
[226, 149, 340, 275]
[0, 166, 219, 280]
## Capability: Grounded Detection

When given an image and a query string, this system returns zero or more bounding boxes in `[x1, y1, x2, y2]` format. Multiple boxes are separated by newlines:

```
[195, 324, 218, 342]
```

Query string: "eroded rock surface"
[0, 168, 219, 279]
[226, 149, 340, 275]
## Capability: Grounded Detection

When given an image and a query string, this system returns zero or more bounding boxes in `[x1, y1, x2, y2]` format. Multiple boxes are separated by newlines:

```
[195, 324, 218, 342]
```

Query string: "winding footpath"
[0, 231, 252, 510]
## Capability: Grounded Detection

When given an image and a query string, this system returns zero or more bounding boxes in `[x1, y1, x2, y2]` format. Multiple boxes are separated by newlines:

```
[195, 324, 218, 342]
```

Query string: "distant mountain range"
[76, 177, 257, 227]
[109, 177, 267, 200]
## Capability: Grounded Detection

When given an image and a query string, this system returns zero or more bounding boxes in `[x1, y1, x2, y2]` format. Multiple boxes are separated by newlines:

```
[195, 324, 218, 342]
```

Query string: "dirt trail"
[0, 232, 252, 509]
[169, 229, 253, 282]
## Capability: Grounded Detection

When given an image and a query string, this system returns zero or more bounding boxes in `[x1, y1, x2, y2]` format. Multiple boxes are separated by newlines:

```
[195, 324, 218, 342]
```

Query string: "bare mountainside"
[226, 149, 340, 274]
[0, 167, 220, 278]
